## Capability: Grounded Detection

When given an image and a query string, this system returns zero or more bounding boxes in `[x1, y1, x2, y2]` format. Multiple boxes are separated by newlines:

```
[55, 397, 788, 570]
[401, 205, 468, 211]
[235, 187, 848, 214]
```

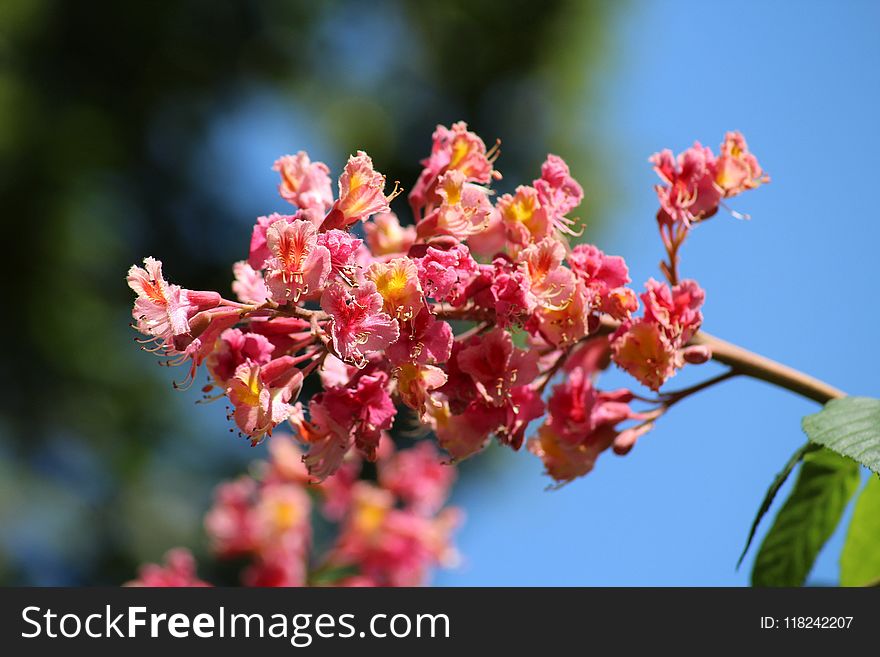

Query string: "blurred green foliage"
[0, 0, 614, 584]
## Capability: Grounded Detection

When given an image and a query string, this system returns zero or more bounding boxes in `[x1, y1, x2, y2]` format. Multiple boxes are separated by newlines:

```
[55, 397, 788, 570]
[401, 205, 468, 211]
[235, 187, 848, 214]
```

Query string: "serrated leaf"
[802, 397, 880, 475]
[751, 448, 859, 587]
[840, 475, 880, 586]
[737, 442, 818, 568]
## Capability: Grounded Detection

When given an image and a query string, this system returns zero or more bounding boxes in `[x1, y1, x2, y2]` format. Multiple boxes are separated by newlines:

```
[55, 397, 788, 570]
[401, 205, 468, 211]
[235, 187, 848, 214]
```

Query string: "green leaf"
[840, 475, 880, 586]
[751, 448, 860, 587]
[737, 442, 818, 568]
[802, 397, 880, 475]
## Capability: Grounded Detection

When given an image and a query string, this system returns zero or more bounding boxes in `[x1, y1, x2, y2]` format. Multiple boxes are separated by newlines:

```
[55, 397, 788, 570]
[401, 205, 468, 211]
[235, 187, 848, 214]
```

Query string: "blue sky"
[434, 0, 880, 585]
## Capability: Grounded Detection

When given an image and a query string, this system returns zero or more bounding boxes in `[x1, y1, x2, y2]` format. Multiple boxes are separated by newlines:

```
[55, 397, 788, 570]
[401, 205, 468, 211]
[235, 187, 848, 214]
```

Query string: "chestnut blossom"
[126, 549, 210, 587]
[715, 131, 769, 197]
[264, 218, 331, 303]
[273, 151, 334, 212]
[324, 151, 395, 230]
[127, 257, 191, 343]
[128, 123, 770, 502]
[227, 356, 304, 443]
[409, 121, 497, 215]
[364, 212, 416, 258]
[611, 279, 706, 390]
[320, 281, 400, 367]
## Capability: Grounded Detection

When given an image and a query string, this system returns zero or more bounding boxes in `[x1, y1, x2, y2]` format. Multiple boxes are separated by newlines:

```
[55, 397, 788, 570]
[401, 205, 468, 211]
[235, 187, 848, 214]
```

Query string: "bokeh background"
[1, 0, 877, 585]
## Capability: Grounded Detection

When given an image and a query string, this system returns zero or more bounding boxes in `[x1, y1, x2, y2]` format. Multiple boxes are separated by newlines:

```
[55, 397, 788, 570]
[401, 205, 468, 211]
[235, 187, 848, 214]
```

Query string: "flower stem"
[688, 330, 845, 404]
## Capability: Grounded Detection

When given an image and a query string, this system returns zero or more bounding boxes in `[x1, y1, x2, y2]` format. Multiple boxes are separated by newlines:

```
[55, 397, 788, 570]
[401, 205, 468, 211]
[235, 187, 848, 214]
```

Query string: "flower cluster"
[127, 437, 459, 587]
[128, 122, 767, 490]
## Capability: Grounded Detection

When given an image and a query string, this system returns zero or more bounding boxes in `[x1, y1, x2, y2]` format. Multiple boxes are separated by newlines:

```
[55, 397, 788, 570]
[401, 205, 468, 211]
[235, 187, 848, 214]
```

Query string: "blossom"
[205, 476, 260, 556]
[456, 328, 539, 407]
[364, 212, 416, 258]
[610, 319, 678, 391]
[533, 154, 584, 235]
[415, 243, 478, 302]
[320, 281, 400, 366]
[528, 424, 608, 484]
[289, 401, 353, 481]
[528, 271, 591, 347]
[366, 257, 424, 321]
[126, 549, 210, 587]
[416, 170, 493, 239]
[227, 357, 304, 443]
[715, 130, 769, 197]
[641, 278, 705, 345]
[426, 399, 496, 461]
[547, 367, 635, 444]
[273, 151, 334, 212]
[379, 441, 455, 515]
[650, 142, 722, 225]
[496, 185, 550, 246]
[394, 362, 448, 419]
[568, 244, 638, 320]
[316, 229, 363, 281]
[264, 218, 331, 303]
[409, 121, 497, 213]
[610, 278, 706, 390]
[329, 483, 460, 586]
[323, 151, 394, 230]
[206, 327, 274, 385]
[232, 261, 269, 304]
[127, 257, 190, 343]
[249, 213, 293, 270]
[386, 308, 452, 365]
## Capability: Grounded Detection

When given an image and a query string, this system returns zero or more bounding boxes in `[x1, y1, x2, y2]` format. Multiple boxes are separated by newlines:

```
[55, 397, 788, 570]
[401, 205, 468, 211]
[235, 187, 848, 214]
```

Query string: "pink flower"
[496, 185, 550, 246]
[456, 328, 539, 407]
[205, 476, 260, 557]
[650, 142, 722, 225]
[232, 261, 269, 304]
[426, 399, 497, 461]
[127, 257, 191, 343]
[289, 401, 353, 481]
[415, 243, 478, 302]
[715, 131, 769, 197]
[273, 151, 334, 212]
[409, 121, 497, 214]
[323, 151, 394, 230]
[322, 370, 397, 461]
[394, 362, 448, 420]
[364, 212, 416, 258]
[416, 170, 493, 240]
[320, 281, 400, 367]
[641, 278, 705, 346]
[379, 441, 455, 515]
[568, 244, 638, 320]
[610, 319, 679, 391]
[527, 271, 592, 347]
[533, 154, 584, 235]
[249, 213, 293, 270]
[264, 218, 331, 303]
[547, 367, 635, 444]
[495, 385, 547, 450]
[460, 258, 536, 327]
[126, 549, 211, 587]
[386, 308, 452, 365]
[329, 483, 460, 586]
[227, 357, 304, 443]
[207, 328, 274, 385]
[316, 229, 363, 281]
[366, 257, 424, 321]
[528, 424, 608, 484]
